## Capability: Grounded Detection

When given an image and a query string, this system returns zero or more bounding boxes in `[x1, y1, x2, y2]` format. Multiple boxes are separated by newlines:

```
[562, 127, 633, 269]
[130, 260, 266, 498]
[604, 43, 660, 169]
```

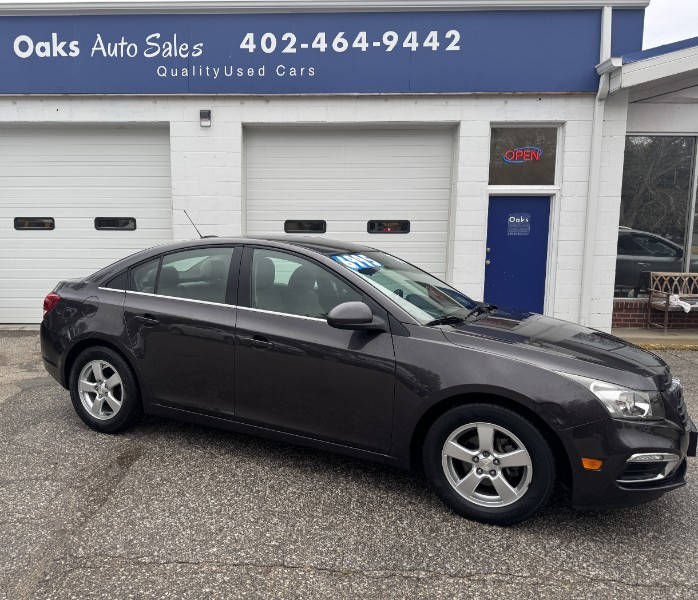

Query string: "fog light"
[628, 454, 665, 462]
[582, 458, 604, 470]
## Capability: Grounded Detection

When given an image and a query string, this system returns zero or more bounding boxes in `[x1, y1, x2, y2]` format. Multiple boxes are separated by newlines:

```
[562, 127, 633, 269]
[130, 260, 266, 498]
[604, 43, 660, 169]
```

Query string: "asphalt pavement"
[1, 331, 697, 599]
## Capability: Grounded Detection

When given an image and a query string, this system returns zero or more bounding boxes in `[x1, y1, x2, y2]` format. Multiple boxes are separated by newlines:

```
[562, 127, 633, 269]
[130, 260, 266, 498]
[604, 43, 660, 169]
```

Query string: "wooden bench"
[647, 272, 698, 333]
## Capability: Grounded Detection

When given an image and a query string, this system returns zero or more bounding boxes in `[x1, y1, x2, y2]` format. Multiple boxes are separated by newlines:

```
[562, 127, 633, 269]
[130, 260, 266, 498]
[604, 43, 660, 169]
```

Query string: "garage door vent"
[367, 220, 410, 234]
[14, 217, 54, 230]
[94, 217, 136, 231]
[284, 220, 327, 234]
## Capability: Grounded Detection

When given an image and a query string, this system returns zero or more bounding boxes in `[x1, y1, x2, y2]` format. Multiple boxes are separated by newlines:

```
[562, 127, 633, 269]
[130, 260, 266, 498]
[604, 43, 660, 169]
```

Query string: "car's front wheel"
[69, 346, 142, 433]
[423, 403, 555, 525]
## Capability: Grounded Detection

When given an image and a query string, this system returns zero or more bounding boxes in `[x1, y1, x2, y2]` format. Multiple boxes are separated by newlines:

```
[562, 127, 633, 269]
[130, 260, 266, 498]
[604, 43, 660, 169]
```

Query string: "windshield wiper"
[425, 303, 498, 327]
[462, 302, 498, 321]
[425, 315, 468, 327]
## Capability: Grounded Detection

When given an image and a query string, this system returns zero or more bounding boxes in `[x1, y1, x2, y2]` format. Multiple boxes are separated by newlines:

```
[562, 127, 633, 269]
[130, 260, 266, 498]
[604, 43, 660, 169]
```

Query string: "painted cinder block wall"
[0, 91, 626, 330]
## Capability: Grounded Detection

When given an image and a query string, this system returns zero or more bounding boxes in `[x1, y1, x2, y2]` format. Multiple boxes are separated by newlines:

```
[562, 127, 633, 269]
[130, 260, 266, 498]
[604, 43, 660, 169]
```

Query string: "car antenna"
[182, 209, 203, 239]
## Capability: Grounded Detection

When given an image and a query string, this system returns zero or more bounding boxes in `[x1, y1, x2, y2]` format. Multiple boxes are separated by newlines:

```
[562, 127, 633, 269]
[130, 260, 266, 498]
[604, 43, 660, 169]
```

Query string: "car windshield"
[331, 251, 478, 324]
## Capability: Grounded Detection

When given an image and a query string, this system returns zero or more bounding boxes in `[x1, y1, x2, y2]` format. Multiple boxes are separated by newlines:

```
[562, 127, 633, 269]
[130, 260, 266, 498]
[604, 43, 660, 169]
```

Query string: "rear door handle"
[241, 335, 273, 350]
[637, 262, 651, 267]
[134, 314, 160, 326]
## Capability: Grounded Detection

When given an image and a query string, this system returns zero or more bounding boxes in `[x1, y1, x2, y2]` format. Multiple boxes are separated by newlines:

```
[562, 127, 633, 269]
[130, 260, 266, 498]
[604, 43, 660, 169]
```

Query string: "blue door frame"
[484, 196, 551, 314]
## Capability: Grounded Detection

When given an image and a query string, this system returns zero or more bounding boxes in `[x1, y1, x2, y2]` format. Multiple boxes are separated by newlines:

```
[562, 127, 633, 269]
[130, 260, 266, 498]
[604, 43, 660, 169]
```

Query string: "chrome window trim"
[125, 289, 235, 309]
[98, 287, 126, 293]
[111, 289, 328, 322]
[238, 305, 327, 322]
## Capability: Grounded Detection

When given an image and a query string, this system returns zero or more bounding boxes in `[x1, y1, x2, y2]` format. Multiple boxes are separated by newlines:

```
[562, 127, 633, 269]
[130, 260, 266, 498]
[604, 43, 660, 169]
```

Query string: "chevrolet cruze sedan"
[41, 237, 697, 525]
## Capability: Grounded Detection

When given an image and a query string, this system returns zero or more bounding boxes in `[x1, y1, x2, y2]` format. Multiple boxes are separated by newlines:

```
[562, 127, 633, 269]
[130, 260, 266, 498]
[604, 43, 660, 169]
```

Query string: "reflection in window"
[620, 136, 693, 247]
[615, 136, 695, 296]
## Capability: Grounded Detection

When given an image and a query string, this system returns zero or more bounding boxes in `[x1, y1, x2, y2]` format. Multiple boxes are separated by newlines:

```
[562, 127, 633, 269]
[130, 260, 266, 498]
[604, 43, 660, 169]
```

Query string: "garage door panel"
[0, 238, 167, 250]
[246, 193, 450, 205]
[1, 248, 152, 260]
[246, 127, 453, 276]
[0, 167, 171, 179]
[247, 209, 451, 221]
[248, 167, 453, 181]
[0, 125, 172, 323]
[2, 189, 172, 201]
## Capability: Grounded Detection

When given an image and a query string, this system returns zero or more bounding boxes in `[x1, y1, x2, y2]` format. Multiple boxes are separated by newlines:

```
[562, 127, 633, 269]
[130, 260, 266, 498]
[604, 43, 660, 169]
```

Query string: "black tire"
[423, 403, 555, 525]
[69, 346, 142, 433]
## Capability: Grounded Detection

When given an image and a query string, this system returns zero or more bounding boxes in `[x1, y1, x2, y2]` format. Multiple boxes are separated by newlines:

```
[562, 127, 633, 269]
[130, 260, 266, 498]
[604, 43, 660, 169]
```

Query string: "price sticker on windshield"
[332, 254, 383, 270]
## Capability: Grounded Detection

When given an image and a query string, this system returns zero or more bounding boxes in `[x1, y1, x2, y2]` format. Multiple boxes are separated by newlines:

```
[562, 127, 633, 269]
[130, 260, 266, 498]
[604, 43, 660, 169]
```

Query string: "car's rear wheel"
[69, 346, 142, 433]
[423, 403, 555, 525]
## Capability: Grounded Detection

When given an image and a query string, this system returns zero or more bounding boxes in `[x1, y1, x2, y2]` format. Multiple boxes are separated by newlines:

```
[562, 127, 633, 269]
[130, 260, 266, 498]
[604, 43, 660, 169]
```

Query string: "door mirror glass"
[327, 301, 378, 330]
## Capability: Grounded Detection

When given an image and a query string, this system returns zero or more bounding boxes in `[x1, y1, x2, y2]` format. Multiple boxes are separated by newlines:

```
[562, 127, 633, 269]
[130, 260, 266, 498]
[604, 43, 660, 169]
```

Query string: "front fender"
[389, 325, 608, 465]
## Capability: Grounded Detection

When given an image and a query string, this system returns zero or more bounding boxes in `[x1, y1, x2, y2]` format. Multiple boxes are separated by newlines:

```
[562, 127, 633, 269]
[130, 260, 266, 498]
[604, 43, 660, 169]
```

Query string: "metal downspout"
[579, 6, 612, 327]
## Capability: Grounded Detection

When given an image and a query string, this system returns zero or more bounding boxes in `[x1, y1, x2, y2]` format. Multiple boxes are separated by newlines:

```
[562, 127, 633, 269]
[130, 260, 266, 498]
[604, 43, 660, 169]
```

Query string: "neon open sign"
[502, 147, 543, 164]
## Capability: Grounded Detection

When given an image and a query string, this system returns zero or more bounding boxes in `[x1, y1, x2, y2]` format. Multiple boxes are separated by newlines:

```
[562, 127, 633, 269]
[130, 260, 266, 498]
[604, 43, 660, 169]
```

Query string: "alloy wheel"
[77, 360, 124, 421]
[441, 422, 533, 508]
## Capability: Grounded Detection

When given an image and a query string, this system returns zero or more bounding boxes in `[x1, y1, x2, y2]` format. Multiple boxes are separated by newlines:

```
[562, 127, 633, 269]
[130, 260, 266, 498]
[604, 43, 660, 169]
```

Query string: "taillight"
[43, 293, 61, 317]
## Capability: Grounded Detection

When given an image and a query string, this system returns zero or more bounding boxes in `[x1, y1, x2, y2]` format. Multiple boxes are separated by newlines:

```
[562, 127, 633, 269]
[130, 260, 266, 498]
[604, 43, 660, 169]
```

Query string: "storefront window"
[615, 136, 695, 297]
[489, 127, 558, 186]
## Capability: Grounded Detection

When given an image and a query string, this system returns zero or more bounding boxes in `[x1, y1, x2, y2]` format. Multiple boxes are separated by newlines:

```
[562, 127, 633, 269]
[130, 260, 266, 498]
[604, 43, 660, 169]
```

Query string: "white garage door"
[0, 125, 172, 323]
[245, 126, 454, 278]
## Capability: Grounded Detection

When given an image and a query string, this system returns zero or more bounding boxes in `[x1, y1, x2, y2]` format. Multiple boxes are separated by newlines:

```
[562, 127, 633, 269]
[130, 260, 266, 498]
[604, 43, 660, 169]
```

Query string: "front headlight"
[557, 373, 665, 420]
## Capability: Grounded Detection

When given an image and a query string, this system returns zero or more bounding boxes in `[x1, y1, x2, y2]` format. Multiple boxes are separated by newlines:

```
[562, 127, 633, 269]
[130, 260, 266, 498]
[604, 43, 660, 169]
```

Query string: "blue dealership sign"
[0, 11, 607, 95]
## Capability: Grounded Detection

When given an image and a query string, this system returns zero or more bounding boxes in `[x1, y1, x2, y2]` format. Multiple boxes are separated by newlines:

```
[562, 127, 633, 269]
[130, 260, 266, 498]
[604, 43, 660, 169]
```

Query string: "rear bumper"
[40, 321, 67, 388]
[564, 415, 696, 510]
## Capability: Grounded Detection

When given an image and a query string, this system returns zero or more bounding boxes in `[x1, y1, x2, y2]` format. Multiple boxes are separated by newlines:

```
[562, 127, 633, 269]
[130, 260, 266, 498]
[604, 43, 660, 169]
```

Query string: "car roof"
[164, 235, 377, 255]
[247, 235, 378, 255]
[85, 235, 381, 282]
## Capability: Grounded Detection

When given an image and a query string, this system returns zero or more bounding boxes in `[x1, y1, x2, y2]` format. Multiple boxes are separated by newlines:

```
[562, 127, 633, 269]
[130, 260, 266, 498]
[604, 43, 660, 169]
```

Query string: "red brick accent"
[612, 298, 698, 329]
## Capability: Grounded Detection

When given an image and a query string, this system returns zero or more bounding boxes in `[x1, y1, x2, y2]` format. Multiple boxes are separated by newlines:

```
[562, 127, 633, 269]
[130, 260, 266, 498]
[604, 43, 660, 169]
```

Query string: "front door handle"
[134, 314, 160, 326]
[241, 335, 274, 350]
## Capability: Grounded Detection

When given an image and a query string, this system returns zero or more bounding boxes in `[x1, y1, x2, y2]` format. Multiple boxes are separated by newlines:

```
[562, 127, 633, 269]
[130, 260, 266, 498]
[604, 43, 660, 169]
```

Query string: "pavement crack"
[51, 555, 697, 591]
[7, 443, 145, 600]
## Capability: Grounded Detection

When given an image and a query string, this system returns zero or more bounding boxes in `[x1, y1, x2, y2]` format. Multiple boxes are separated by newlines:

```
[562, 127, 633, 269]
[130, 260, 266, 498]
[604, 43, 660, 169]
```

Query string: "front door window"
[250, 248, 361, 318]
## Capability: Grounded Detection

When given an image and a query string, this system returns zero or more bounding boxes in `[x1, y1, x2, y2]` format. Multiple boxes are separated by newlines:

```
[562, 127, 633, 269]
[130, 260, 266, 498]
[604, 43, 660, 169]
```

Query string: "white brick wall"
[586, 91, 629, 331]
[0, 93, 627, 328]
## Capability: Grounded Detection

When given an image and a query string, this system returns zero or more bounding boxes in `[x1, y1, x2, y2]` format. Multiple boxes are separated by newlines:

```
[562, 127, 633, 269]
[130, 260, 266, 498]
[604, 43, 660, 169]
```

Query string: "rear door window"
[157, 247, 236, 305]
[130, 258, 160, 293]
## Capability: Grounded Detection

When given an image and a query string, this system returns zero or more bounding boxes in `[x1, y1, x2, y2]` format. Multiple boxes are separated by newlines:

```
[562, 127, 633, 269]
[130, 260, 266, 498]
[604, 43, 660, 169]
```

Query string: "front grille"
[666, 378, 689, 428]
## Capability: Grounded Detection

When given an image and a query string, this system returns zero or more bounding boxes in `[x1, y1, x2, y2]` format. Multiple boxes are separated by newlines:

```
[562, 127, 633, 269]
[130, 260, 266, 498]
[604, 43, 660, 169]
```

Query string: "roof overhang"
[0, 0, 651, 15]
[610, 42, 698, 95]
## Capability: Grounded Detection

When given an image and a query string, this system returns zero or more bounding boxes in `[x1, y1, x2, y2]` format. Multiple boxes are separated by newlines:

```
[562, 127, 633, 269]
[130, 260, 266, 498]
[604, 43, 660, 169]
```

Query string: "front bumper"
[564, 413, 696, 510]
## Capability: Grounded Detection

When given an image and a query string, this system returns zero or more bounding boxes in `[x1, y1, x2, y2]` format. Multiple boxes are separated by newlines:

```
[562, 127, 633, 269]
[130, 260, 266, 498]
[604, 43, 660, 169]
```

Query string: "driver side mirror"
[327, 301, 386, 332]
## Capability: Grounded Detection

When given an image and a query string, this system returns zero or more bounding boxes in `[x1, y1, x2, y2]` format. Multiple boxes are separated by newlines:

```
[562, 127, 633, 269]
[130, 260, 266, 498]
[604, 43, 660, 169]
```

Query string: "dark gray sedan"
[41, 236, 696, 525]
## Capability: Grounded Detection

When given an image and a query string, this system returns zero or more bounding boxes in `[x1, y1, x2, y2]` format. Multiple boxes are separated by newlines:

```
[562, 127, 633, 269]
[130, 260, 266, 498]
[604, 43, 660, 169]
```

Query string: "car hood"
[440, 307, 670, 389]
